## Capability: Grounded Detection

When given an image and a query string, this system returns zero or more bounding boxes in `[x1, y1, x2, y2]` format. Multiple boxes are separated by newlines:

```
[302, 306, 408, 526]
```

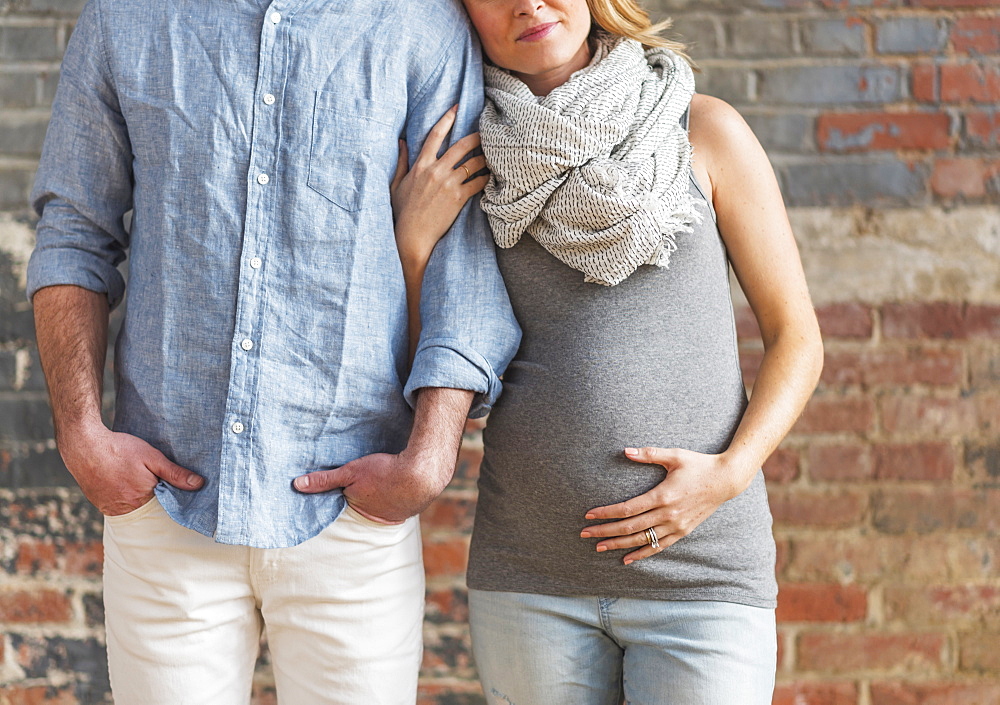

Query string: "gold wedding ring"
[645, 527, 660, 550]
[460, 164, 471, 181]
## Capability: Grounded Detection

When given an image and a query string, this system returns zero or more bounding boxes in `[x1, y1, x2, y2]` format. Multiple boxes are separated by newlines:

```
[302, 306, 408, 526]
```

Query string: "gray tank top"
[467, 139, 777, 608]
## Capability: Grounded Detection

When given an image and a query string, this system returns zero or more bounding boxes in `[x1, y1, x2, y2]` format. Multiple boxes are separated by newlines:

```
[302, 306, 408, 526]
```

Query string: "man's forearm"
[33, 285, 110, 441]
[406, 387, 474, 485]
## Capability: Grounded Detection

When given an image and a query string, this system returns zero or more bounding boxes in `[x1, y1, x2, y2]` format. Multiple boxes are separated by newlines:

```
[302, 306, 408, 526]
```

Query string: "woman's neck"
[513, 38, 595, 97]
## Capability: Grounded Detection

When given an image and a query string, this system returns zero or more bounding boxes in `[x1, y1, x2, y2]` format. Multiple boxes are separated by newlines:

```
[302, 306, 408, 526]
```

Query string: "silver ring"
[645, 527, 660, 550]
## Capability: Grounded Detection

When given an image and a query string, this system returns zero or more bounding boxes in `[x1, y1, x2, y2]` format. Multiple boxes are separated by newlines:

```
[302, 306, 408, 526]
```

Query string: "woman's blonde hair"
[586, 0, 692, 61]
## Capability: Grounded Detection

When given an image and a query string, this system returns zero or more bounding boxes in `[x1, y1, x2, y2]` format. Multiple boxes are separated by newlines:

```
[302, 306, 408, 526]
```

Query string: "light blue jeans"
[468, 590, 776, 705]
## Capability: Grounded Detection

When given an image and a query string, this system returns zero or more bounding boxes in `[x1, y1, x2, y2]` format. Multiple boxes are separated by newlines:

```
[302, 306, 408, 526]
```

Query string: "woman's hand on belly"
[579, 447, 742, 565]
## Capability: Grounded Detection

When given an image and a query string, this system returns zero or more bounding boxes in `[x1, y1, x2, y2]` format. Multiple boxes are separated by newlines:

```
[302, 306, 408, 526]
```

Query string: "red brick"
[417, 681, 484, 705]
[970, 347, 1000, 388]
[772, 682, 858, 705]
[872, 488, 1000, 534]
[776, 583, 867, 623]
[0, 686, 78, 705]
[808, 443, 872, 481]
[794, 396, 875, 434]
[453, 446, 482, 484]
[884, 585, 1000, 627]
[775, 537, 790, 577]
[880, 394, 999, 436]
[959, 631, 1000, 672]
[820, 348, 963, 388]
[951, 17, 1000, 53]
[881, 302, 965, 339]
[912, 0, 1000, 7]
[763, 448, 799, 484]
[797, 632, 946, 673]
[785, 535, 1000, 584]
[912, 63, 938, 102]
[424, 588, 469, 623]
[871, 681, 1000, 704]
[421, 537, 469, 578]
[931, 157, 1000, 198]
[872, 442, 955, 481]
[735, 305, 761, 340]
[250, 685, 277, 705]
[816, 303, 873, 340]
[966, 110, 1000, 148]
[966, 305, 1000, 338]
[770, 488, 867, 528]
[0, 590, 72, 623]
[62, 541, 104, 577]
[420, 493, 476, 533]
[940, 63, 1000, 103]
[818, 112, 951, 152]
[15, 540, 58, 574]
[740, 348, 764, 390]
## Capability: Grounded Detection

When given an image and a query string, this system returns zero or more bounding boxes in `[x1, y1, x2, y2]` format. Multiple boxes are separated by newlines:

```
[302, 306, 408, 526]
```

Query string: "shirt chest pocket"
[307, 91, 398, 212]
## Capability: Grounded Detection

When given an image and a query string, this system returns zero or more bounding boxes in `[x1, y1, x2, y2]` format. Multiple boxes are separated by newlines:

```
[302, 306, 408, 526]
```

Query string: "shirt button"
[263, 93, 276, 105]
[240, 339, 254, 351]
[257, 173, 270, 185]
[232, 421, 245, 434]
[250, 257, 262, 269]
[270, 12, 281, 24]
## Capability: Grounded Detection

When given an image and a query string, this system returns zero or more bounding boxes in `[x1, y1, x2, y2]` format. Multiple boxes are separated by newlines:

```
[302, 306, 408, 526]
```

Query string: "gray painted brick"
[0, 168, 34, 210]
[876, 18, 947, 54]
[743, 112, 814, 152]
[0, 113, 49, 156]
[0, 26, 61, 61]
[39, 68, 58, 104]
[23, 0, 89, 14]
[0, 397, 54, 440]
[0, 446, 73, 487]
[757, 64, 902, 105]
[0, 72, 39, 108]
[801, 19, 867, 56]
[670, 17, 721, 57]
[0, 350, 15, 389]
[728, 18, 795, 57]
[694, 66, 749, 104]
[782, 158, 927, 206]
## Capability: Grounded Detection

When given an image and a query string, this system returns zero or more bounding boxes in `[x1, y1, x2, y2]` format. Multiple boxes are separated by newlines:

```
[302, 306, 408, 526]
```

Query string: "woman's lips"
[517, 22, 557, 42]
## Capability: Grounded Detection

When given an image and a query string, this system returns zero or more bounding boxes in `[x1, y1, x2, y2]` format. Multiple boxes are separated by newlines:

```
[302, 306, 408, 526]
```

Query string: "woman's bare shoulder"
[688, 93, 772, 195]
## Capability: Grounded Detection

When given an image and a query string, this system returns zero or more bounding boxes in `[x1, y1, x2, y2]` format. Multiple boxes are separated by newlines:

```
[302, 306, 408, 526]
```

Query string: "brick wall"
[1, 0, 997, 703]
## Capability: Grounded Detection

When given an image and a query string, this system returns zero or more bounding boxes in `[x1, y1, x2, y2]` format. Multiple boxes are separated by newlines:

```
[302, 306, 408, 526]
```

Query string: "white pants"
[102, 497, 425, 705]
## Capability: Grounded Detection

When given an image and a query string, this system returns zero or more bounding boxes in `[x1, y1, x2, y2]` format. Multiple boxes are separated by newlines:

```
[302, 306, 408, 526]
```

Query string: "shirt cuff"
[404, 337, 502, 418]
[26, 246, 127, 309]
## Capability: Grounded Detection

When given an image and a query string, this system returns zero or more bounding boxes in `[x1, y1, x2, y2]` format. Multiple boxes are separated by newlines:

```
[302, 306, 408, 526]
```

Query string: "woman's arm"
[581, 94, 824, 564]
[390, 106, 489, 361]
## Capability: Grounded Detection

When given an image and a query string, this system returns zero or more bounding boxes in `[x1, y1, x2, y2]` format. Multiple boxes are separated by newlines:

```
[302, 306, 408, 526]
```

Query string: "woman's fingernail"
[625, 447, 638, 455]
[596, 545, 607, 552]
[585, 513, 596, 520]
[294, 476, 309, 490]
[580, 531, 591, 538]
[624, 559, 633, 565]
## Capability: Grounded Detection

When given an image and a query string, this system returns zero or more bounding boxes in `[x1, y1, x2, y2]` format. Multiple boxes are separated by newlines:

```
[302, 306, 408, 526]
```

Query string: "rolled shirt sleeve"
[27, 0, 133, 309]
[402, 29, 521, 418]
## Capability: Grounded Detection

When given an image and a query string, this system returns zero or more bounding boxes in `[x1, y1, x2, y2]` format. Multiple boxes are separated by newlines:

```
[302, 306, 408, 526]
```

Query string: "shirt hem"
[466, 577, 776, 610]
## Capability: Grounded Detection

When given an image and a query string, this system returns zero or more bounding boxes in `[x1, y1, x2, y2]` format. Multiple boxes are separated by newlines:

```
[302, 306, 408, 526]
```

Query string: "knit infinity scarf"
[479, 32, 700, 286]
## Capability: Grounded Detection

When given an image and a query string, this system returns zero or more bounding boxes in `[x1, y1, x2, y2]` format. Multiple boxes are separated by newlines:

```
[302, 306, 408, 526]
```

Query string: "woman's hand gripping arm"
[390, 105, 490, 362]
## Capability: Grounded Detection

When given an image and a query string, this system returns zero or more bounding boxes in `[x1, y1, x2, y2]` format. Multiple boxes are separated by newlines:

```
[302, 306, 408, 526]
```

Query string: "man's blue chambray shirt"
[27, 0, 521, 548]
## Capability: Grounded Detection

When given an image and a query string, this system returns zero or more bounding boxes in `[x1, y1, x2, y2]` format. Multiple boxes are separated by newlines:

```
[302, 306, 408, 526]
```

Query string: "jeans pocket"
[103, 496, 159, 526]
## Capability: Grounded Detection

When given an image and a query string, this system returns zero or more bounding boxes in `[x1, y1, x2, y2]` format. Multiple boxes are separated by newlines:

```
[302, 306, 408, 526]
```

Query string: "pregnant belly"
[481, 355, 746, 528]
